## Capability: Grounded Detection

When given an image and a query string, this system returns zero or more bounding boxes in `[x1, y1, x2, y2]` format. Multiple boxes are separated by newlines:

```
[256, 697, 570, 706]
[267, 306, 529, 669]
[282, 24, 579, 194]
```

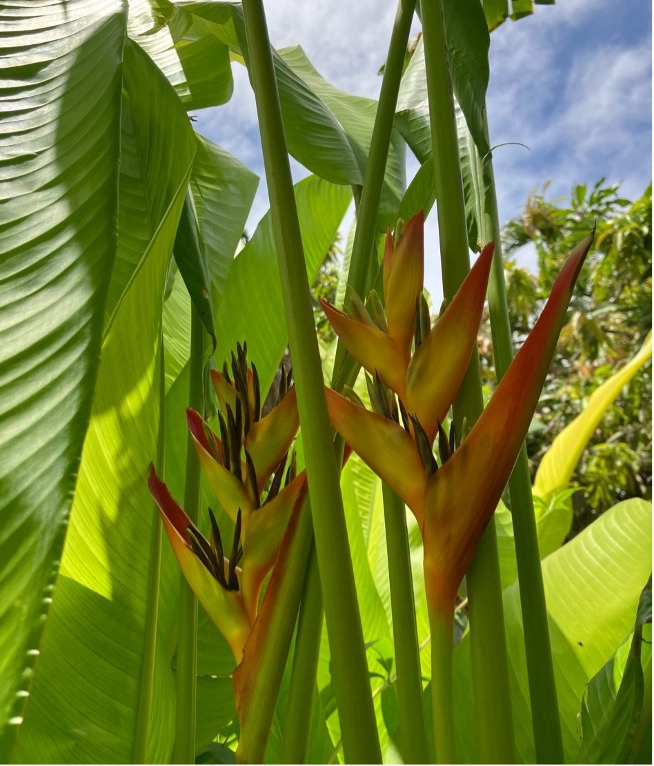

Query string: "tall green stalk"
[381, 485, 429, 763]
[133, 337, 165, 764]
[347, 0, 417, 295]
[235, 500, 315, 764]
[283, 1, 424, 758]
[342, 1, 429, 760]
[475, 113, 564, 763]
[172, 308, 204, 764]
[429, 609, 456, 764]
[241, 1, 381, 760]
[281, 543, 324, 763]
[419, 0, 515, 761]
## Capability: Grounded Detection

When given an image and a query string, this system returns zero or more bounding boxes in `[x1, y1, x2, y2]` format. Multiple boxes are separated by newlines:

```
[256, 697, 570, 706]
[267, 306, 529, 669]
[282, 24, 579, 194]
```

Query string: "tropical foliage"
[0, 1, 650, 764]
[491, 182, 652, 531]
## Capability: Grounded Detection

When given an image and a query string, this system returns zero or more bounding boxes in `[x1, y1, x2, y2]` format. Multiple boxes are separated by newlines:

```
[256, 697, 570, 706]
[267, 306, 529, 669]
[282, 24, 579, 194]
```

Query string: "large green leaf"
[163, 274, 193, 392]
[13, 39, 196, 764]
[278, 46, 406, 220]
[189, 134, 259, 313]
[340, 457, 393, 647]
[0, 2, 125, 754]
[106, 61, 218, 327]
[578, 626, 647, 764]
[214, 175, 351, 393]
[174, 1, 364, 187]
[127, 0, 233, 110]
[161, 133, 259, 389]
[173, 192, 216, 344]
[453, 498, 652, 762]
[396, 6, 490, 163]
[395, 36, 432, 164]
[533, 332, 652, 499]
[443, 0, 490, 157]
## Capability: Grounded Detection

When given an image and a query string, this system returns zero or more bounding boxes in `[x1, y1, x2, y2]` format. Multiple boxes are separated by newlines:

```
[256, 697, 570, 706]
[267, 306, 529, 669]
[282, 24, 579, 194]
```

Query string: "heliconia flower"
[148, 466, 252, 662]
[405, 241, 495, 442]
[320, 211, 496, 441]
[209, 343, 300, 490]
[148, 348, 306, 661]
[326, 233, 594, 617]
[186, 347, 300, 527]
[383, 210, 425, 359]
[149, 448, 305, 659]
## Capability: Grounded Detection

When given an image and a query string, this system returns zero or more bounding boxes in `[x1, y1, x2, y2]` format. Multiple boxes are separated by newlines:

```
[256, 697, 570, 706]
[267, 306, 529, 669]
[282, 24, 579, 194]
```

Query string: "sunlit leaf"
[533, 331, 652, 499]
[13, 38, 196, 763]
[127, 0, 234, 110]
[214, 175, 351, 393]
[0, 2, 125, 754]
[453, 499, 652, 762]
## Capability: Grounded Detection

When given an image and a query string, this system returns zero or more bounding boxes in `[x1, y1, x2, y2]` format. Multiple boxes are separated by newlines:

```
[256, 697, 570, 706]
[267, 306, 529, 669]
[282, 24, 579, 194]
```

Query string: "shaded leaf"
[174, 192, 216, 345]
[579, 626, 646, 763]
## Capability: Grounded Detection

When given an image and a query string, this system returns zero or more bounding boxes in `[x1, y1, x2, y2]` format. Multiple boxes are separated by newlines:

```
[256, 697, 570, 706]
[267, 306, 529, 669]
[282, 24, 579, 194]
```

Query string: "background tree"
[478, 180, 652, 533]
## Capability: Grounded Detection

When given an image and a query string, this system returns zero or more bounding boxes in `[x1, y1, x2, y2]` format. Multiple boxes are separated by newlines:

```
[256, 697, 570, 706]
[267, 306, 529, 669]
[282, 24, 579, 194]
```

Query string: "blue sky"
[196, 0, 652, 301]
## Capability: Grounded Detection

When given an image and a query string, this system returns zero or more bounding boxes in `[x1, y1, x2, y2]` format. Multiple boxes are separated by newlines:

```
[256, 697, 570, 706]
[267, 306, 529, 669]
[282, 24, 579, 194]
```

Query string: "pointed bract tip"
[148, 467, 193, 543]
[396, 210, 424, 253]
[186, 407, 208, 447]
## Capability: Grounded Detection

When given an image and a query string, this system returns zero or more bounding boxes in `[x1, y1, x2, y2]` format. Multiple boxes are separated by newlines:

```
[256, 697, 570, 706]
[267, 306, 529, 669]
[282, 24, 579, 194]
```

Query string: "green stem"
[465, 540, 515, 762]
[347, 0, 417, 296]
[429, 608, 457, 764]
[172, 307, 204, 764]
[241, 1, 381, 761]
[381, 484, 429, 763]
[333, 0, 416, 386]
[477, 113, 564, 763]
[235, 500, 315, 764]
[286, 4, 418, 756]
[281, 542, 324, 764]
[420, 0, 515, 761]
[133, 336, 166, 764]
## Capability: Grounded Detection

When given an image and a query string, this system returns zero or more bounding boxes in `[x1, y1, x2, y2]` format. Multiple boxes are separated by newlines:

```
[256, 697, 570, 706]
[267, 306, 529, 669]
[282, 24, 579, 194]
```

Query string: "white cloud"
[263, 0, 400, 98]
[485, 4, 651, 230]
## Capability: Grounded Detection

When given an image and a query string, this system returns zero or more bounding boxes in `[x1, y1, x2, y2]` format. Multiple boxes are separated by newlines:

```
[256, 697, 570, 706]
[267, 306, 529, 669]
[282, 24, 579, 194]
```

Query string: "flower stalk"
[429, 608, 456, 764]
[381, 483, 428, 763]
[419, 0, 515, 758]
[323, 208, 592, 763]
[240, 0, 382, 760]
[285, 4, 421, 755]
[281, 542, 324, 764]
[474, 111, 564, 763]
